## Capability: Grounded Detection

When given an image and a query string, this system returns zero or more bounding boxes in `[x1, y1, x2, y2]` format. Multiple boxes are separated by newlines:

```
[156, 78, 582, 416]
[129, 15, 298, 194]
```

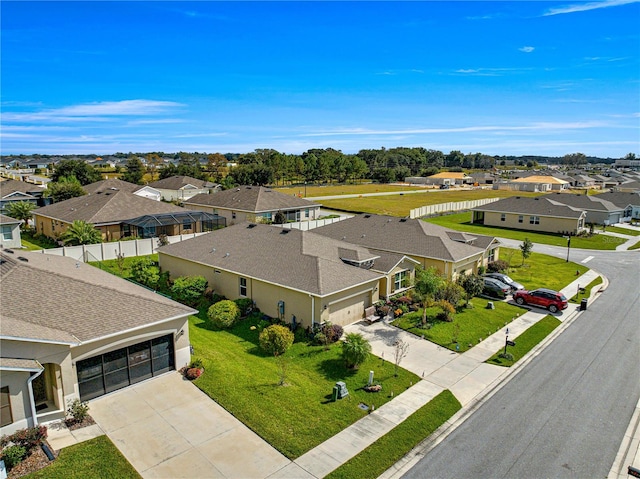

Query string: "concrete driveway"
[89, 372, 293, 478]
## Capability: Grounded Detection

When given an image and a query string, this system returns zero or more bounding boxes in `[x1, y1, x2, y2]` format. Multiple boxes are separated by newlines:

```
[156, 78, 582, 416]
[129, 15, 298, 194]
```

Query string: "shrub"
[205, 289, 226, 304]
[234, 298, 254, 316]
[312, 332, 327, 346]
[259, 324, 294, 356]
[341, 333, 371, 369]
[1, 445, 27, 470]
[208, 300, 240, 329]
[478, 265, 486, 276]
[171, 275, 208, 306]
[3, 425, 48, 450]
[435, 280, 465, 306]
[66, 398, 90, 423]
[188, 358, 204, 369]
[294, 327, 308, 343]
[436, 299, 456, 322]
[185, 368, 203, 380]
[487, 260, 509, 273]
[130, 257, 160, 289]
[326, 323, 344, 343]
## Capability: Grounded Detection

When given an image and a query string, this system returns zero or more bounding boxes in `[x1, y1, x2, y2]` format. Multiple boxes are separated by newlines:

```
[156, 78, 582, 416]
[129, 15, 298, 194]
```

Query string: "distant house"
[468, 172, 497, 185]
[183, 186, 322, 224]
[0, 215, 22, 249]
[147, 176, 220, 202]
[613, 180, 640, 193]
[596, 191, 640, 220]
[0, 250, 196, 434]
[158, 223, 384, 328]
[313, 213, 500, 280]
[471, 196, 587, 235]
[545, 193, 625, 225]
[0, 179, 50, 215]
[496, 175, 570, 192]
[32, 181, 225, 242]
[406, 172, 472, 186]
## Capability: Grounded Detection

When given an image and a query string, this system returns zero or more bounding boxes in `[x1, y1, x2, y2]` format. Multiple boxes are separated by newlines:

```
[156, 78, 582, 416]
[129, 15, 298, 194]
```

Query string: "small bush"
[3, 425, 47, 450]
[259, 324, 294, 356]
[208, 300, 240, 328]
[234, 298, 254, 316]
[436, 300, 455, 322]
[171, 275, 208, 306]
[185, 367, 203, 380]
[499, 352, 514, 361]
[321, 322, 343, 344]
[312, 332, 327, 346]
[66, 398, 90, 423]
[188, 358, 204, 369]
[1, 444, 27, 470]
[294, 327, 308, 343]
[487, 260, 509, 273]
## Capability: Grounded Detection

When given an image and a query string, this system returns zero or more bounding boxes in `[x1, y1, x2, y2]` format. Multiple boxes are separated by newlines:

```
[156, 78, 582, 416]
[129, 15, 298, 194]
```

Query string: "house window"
[1, 225, 13, 240]
[1, 386, 12, 427]
[182, 220, 192, 230]
[239, 277, 247, 296]
[305, 209, 309, 218]
[394, 271, 409, 292]
[488, 249, 496, 262]
[578, 218, 584, 228]
[232, 212, 236, 219]
[518, 215, 524, 223]
[500, 214, 506, 222]
[529, 216, 540, 225]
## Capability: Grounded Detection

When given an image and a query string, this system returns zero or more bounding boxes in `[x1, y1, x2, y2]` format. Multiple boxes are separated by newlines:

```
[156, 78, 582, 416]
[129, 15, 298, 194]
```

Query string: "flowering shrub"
[185, 368, 203, 380]
[0, 425, 47, 450]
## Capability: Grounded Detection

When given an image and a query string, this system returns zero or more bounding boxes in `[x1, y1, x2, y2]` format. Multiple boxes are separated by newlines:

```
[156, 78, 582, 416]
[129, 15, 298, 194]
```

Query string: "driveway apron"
[89, 372, 291, 479]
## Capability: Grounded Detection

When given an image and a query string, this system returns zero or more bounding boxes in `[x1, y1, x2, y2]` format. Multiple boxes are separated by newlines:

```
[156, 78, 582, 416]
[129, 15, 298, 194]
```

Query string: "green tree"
[4, 201, 36, 230]
[520, 238, 534, 266]
[45, 176, 87, 202]
[341, 332, 371, 369]
[122, 157, 145, 184]
[171, 276, 207, 306]
[456, 273, 485, 306]
[412, 266, 443, 326]
[51, 159, 102, 185]
[60, 220, 102, 245]
[259, 324, 294, 357]
[208, 300, 240, 329]
[435, 280, 465, 308]
[130, 257, 160, 289]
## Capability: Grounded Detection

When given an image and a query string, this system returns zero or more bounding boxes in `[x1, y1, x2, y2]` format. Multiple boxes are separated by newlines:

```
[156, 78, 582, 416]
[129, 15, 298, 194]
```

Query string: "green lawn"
[318, 190, 542, 217]
[19, 230, 59, 250]
[189, 310, 419, 459]
[568, 276, 603, 304]
[325, 390, 461, 479]
[486, 315, 561, 367]
[629, 239, 640, 250]
[604, 226, 640, 236]
[424, 212, 626, 250]
[275, 183, 425, 197]
[24, 436, 141, 479]
[392, 298, 524, 352]
[90, 254, 158, 278]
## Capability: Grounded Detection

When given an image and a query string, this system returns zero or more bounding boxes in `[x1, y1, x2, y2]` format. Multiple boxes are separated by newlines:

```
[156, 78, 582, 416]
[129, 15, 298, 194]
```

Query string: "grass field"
[325, 390, 461, 479]
[486, 315, 561, 367]
[189, 310, 419, 459]
[604, 226, 640, 236]
[275, 183, 425, 197]
[425, 212, 626, 250]
[318, 190, 542, 217]
[24, 436, 141, 479]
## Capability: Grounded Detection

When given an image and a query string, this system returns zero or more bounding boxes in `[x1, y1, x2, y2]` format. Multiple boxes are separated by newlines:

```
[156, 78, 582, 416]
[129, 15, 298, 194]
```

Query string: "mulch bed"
[65, 415, 96, 431]
[7, 441, 58, 479]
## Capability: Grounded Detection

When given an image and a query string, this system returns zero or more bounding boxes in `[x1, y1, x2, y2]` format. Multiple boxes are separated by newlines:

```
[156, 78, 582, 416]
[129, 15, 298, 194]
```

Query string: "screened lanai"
[122, 211, 226, 238]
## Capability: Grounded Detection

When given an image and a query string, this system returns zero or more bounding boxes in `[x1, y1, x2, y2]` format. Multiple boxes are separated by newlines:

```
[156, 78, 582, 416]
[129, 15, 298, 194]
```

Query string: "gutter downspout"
[27, 362, 44, 427]
[310, 295, 315, 329]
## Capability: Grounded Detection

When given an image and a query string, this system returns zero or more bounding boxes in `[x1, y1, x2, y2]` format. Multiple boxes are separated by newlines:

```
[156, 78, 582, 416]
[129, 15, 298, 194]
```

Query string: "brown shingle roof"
[472, 196, 585, 218]
[148, 175, 214, 190]
[83, 178, 141, 194]
[0, 179, 45, 198]
[185, 186, 320, 212]
[32, 190, 185, 224]
[158, 223, 380, 296]
[313, 214, 495, 262]
[0, 251, 196, 344]
[0, 214, 20, 224]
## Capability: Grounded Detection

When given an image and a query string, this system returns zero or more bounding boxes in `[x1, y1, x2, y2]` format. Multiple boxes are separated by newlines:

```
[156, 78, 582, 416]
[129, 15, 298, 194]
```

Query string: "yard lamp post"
[565, 235, 571, 262]
[304, 181, 307, 197]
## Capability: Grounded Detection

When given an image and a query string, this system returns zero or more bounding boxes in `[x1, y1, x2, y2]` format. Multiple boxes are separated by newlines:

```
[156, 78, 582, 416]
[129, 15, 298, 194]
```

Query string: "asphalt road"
[403, 246, 640, 479]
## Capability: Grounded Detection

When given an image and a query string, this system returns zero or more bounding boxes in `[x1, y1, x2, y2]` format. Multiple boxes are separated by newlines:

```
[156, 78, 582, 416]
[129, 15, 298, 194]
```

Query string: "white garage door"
[329, 294, 368, 326]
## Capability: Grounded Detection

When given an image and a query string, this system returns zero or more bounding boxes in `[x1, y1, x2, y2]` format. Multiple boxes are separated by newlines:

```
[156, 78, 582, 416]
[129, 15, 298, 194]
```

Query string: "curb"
[380, 272, 606, 479]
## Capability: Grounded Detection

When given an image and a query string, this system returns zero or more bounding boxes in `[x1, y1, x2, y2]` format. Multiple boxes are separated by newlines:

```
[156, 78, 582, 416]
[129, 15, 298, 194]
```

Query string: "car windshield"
[559, 294, 567, 301]
[501, 276, 514, 284]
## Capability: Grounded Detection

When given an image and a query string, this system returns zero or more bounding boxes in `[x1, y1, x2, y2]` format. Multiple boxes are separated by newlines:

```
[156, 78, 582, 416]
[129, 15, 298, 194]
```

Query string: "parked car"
[439, 184, 450, 190]
[483, 273, 525, 292]
[513, 288, 568, 313]
[482, 277, 511, 299]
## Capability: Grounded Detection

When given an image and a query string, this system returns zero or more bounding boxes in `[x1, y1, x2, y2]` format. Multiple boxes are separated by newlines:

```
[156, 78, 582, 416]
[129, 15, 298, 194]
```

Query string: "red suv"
[513, 288, 568, 313]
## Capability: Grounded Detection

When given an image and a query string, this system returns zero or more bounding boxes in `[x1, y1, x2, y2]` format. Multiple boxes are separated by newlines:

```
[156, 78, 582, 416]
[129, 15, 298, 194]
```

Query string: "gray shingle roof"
[0, 179, 45, 198]
[0, 214, 20, 225]
[545, 193, 624, 212]
[185, 186, 320, 212]
[148, 175, 215, 190]
[0, 251, 196, 344]
[472, 196, 586, 218]
[158, 223, 381, 296]
[83, 178, 141, 194]
[313, 214, 496, 262]
[595, 191, 640, 208]
[32, 189, 186, 224]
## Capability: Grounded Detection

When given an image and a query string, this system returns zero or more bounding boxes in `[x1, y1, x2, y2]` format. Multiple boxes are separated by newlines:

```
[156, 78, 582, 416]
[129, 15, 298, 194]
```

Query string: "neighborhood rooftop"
[472, 196, 586, 218]
[185, 185, 321, 212]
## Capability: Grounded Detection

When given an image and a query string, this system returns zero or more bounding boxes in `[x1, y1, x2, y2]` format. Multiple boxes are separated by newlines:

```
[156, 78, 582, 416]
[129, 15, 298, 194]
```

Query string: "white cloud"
[543, 0, 639, 16]
[519, 46, 535, 53]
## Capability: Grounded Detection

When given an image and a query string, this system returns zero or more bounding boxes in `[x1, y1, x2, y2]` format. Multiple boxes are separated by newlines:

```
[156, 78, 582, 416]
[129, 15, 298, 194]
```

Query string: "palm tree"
[412, 266, 443, 326]
[341, 333, 371, 369]
[4, 201, 36, 230]
[60, 220, 102, 246]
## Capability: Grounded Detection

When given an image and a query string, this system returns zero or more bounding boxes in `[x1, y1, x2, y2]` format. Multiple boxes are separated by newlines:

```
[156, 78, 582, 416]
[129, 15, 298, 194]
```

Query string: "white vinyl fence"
[409, 197, 501, 219]
[277, 215, 351, 231]
[33, 233, 207, 263]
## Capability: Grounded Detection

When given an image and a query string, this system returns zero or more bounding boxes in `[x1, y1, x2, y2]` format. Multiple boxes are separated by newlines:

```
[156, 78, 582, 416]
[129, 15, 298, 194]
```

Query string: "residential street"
[400, 245, 639, 479]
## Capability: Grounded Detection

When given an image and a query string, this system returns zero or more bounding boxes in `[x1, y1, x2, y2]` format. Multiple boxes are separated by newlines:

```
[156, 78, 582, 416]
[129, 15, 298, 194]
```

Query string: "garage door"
[329, 295, 368, 326]
[76, 334, 175, 401]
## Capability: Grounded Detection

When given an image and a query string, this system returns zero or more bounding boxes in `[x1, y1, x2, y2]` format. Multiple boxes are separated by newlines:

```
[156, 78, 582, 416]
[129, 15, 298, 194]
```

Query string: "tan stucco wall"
[484, 211, 582, 234]
[0, 370, 32, 434]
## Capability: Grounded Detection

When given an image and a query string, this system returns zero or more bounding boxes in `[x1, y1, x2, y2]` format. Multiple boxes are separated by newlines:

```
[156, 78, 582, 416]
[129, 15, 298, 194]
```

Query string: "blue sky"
[1, 1, 639, 157]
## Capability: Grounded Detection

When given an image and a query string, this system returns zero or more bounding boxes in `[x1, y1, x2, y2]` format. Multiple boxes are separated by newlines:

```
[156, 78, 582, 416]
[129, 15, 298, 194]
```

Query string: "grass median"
[325, 390, 461, 479]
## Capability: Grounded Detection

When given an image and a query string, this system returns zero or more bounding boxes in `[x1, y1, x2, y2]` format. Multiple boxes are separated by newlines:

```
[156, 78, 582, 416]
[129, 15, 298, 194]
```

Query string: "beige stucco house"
[147, 175, 220, 202]
[183, 186, 321, 225]
[471, 196, 587, 235]
[0, 215, 22, 249]
[0, 250, 196, 435]
[158, 223, 420, 329]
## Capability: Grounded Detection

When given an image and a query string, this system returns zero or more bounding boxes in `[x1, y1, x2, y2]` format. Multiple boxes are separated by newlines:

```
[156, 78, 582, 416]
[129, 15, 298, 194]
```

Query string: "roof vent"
[224, 253, 230, 257]
[4, 249, 14, 254]
[341, 236, 346, 240]
[247, 224, 256, 229]
[515, 196, 520, 199]
[534, 198, 539, 200]
[280, 229, 290, 234]
[364, 214, 371, 218]
[17, 256, 28, 262]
